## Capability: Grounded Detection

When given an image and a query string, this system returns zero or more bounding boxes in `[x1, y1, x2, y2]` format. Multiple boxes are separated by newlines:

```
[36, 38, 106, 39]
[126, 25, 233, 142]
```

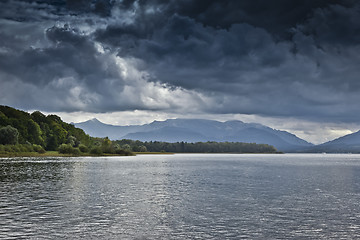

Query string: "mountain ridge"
[304, 130, 360, 153]
[75, 118, 313, 152]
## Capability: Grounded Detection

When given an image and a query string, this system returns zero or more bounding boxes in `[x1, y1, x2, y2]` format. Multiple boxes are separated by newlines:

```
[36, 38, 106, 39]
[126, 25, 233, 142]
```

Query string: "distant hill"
[306, 130, 360, 153]
[75, 118, 313, 152]
[0, 106, 283, 154]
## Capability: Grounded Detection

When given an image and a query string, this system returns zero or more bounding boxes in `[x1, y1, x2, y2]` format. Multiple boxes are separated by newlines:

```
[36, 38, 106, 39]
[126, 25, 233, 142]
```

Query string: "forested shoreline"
[115, 139, 277, 153]
[0, 105, 278, 156]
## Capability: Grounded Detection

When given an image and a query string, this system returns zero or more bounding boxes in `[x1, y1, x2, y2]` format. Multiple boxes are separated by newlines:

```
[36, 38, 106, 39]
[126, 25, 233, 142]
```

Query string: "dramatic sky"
[1, 0, 360, 143]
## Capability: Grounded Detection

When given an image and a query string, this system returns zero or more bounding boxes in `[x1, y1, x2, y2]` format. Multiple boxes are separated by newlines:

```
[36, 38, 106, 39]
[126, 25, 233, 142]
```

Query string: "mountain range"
[306, 130, 360, 153]
[75, 118, 360, 153]
[74, 118, 313, 152]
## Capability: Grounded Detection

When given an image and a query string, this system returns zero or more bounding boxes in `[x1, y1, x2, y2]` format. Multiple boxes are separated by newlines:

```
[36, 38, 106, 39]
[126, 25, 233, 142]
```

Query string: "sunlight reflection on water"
[1, 154, 360, 239]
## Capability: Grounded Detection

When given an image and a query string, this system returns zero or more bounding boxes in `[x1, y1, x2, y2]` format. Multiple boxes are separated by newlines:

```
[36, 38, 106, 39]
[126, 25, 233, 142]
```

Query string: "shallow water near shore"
[1, 154, 360, 239]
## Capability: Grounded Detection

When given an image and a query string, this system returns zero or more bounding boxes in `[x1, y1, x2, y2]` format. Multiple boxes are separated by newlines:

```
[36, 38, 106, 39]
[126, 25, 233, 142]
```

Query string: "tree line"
[0, 105, 128, 155]
[115, 139, 277, 153]
[0, 105, 278, 155]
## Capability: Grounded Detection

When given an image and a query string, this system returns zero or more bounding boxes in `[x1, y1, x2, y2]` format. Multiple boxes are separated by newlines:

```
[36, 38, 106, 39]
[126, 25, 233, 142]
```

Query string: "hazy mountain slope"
[225, 127, 305, 152]
[75, 118, 313, 152]
[324, 130, 360, 145]
[264, 128, 310, 145]
[141, 119, 313, 150]
[74, 118, 137, 139]
[308, 130, 360, 153]
[123, 126, 209, 143]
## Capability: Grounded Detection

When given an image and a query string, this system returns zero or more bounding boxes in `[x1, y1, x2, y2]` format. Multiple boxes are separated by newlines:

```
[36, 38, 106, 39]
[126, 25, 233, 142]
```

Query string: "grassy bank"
[0, 151, 135, 158]
[0, 151, 283, 158]
[0, 151, 174, 158]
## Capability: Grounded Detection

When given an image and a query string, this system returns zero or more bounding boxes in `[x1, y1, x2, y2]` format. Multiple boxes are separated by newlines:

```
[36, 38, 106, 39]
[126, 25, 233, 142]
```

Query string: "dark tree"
[0, 125, 19, 145]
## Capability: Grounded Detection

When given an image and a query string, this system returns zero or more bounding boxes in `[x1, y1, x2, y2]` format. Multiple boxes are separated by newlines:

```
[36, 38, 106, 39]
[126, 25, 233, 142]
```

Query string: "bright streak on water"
[1, 154, 360, 239]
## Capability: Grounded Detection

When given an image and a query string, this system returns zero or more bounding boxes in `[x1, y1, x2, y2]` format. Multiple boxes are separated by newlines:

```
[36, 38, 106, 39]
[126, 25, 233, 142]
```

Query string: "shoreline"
[0, 151, 283, 158]
[0, 151, 135, 158]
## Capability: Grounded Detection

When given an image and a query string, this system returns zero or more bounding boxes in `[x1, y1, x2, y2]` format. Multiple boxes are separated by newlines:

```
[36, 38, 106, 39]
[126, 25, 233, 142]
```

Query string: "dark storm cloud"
[162, 0, 347, 37]
[96, 0, 357, 40]
[99, 1, 360, 121]
[1, 0, 360, 122]
[295, 3, 360, 46]
[0, 20, 129, 112]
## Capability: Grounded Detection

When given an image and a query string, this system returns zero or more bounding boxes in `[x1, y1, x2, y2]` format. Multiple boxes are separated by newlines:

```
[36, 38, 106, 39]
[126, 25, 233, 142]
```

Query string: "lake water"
[1, 154, 360, 239]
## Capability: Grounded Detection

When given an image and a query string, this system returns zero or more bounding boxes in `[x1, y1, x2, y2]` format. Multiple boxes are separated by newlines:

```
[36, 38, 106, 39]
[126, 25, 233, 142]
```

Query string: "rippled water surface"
[1, 154, 360, 239]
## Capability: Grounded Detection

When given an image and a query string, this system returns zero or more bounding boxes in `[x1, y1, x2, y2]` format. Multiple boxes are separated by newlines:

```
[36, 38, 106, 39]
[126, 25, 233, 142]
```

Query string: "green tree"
[102, 137, 112, 148]
[78, 144, 88, 153]
[0, 125, 19, 145]
[58, 144, 80, 155]
[27, 119, 44, 146]
[138, 145, 147, 152]
[46, 134, 58, 151]
[0, 111, 9, 126]
[122, 144, 132, 151]
[52, 123, 67, 144]
[31, 111, 46, 123]
[66, 135, 77, 147]
[90, 146, 103, 155]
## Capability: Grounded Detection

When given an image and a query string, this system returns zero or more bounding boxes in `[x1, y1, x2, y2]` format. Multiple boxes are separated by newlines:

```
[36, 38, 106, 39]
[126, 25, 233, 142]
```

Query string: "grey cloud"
[123, 14, 291, 88]
[1, 25, 98, 84]
[0, 17, 199, 113]
[163, 0, 341, 37]
[0, 23, 129, 112]
[0, 1, 65, 22]
[96, 0, 355, 40]
[109, 2, 360, 121]
[1, 0, 360, 123]
[295, 3, 360, 46]
[65, 0, 113, 17]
